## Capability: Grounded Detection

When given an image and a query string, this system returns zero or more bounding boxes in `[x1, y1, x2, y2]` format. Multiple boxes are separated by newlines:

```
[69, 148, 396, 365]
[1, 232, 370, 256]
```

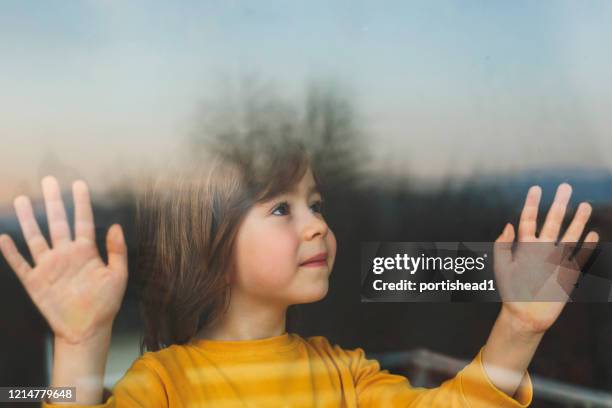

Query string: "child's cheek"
[249, 229, 300, 289]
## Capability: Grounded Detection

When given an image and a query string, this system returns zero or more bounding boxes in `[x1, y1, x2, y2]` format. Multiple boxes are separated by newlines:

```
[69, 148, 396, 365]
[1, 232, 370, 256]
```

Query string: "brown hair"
[136, 135, 315, 352]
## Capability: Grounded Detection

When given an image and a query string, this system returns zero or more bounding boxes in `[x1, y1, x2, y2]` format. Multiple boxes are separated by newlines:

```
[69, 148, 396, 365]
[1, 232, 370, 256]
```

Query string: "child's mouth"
[301, 260, 327, 267]
[300, 252, 328, 267]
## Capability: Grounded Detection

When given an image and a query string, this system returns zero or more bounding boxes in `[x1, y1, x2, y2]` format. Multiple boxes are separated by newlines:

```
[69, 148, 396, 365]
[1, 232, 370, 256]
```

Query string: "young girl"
[0, 136, 599, 407]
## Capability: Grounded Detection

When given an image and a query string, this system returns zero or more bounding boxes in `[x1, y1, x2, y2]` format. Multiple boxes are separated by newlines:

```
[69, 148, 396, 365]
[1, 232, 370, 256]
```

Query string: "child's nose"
[301, 212, 329, 241]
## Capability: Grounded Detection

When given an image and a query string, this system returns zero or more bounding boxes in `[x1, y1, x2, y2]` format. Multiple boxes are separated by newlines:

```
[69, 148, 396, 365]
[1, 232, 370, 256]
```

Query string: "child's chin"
[293, 283, 329, 304]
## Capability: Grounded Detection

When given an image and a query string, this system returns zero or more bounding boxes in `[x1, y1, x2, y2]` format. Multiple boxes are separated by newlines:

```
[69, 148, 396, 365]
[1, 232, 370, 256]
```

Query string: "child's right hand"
[0, 176, 128, 346]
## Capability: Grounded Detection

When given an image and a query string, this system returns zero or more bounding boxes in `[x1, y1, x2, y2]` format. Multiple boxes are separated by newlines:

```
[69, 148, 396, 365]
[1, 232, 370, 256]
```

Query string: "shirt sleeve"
[41, 355, 168, 408]
[345, 345, 533, 407]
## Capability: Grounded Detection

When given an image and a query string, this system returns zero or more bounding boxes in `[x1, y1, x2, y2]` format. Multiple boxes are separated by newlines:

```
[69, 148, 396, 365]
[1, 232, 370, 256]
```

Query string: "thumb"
[494, 223, 515, 265]
[106, 224, 128, 275]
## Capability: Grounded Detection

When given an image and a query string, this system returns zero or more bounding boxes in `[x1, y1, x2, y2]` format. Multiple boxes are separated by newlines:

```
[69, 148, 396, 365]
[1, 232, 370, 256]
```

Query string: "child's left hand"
[493, 183, 599, 336]
[481, 183, 599, 401]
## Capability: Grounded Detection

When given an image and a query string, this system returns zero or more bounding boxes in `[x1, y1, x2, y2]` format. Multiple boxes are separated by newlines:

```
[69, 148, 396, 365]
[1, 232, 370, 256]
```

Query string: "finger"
[518, 185, 541, 241]
[494, 223, 515, 266]
[73, 180, 96, 242]
[539, 183, 572, 242]
[13, 195, 50, 262]
[573, 230, 599, 270]
[106, 224, 128, 276]
[0, 234, 33, 282]
[42, 176, 72, 246]
[560, 202, 592, 243]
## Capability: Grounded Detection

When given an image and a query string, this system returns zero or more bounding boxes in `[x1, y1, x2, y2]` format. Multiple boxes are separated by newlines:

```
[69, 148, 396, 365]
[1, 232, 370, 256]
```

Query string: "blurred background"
[1, 1, 612, 407]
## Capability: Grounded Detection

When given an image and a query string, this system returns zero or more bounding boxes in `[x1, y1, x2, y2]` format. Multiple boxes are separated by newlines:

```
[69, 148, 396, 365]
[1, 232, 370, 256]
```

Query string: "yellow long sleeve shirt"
[42, 332, 532, 407]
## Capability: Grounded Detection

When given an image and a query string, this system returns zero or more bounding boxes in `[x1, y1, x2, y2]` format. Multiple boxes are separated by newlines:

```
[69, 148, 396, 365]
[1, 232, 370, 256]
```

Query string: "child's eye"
[310, 199, 324, 214]
[270, 200, 324, 216]
[271, 201, 290, 216]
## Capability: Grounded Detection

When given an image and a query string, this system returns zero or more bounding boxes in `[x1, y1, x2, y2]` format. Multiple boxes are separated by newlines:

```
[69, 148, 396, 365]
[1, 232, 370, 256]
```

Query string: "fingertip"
[505, 223, 515, 240]
[585, 230, 599, 243]
[111, 223, 124, 241]
[528, 185, 542, 198]
[73, 179, 88, 192]
[13, 195, 28, 208]
[41, 175, 56, 186]
[579, 201, 592, 215]
[0, 234, 13, 252]
[558, 182, 572, 195]
[107, 224, 127, 258]
[106, 224, 116, 243]
[496, 223, 514, 242]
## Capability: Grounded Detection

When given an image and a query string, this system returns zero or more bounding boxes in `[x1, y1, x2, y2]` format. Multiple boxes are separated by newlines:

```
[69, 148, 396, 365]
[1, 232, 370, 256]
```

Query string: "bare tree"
[186, 76, 367, 194]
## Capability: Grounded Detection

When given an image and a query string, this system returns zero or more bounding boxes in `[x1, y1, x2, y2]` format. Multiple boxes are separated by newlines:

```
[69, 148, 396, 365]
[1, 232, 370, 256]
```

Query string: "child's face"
[231, 167, 337, 306]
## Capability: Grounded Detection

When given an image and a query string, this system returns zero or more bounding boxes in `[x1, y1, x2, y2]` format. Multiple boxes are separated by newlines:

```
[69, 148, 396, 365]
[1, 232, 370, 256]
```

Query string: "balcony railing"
[372, 348, 612, 407]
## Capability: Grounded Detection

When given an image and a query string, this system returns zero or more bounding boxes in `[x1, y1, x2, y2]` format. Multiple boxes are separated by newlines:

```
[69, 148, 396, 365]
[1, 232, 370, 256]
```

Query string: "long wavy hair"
[135, 135, 317, 352]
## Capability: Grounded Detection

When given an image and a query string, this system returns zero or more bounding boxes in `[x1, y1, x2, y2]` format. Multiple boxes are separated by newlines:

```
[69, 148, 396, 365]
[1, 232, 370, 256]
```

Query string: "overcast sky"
[2, 0, 612, 205]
